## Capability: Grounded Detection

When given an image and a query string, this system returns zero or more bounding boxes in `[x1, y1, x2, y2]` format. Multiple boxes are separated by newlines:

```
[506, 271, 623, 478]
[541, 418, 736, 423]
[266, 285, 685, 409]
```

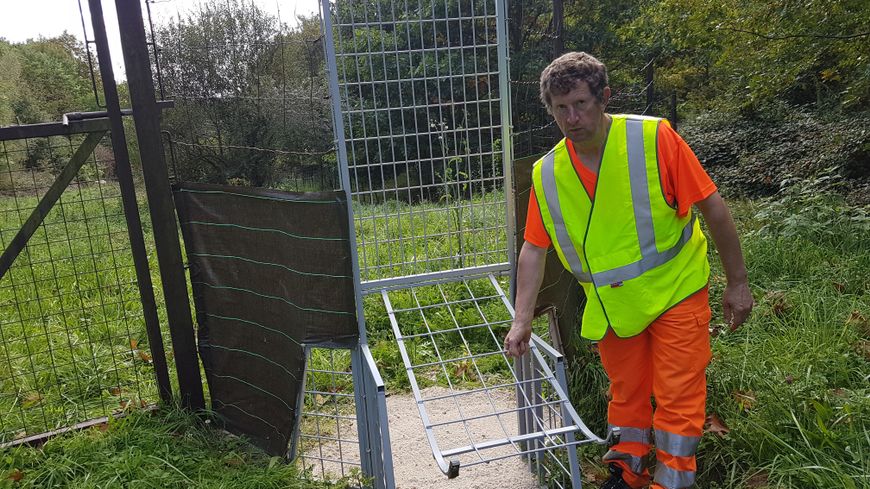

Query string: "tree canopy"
[2, 0, 867, 191]
[0, 33, 100, 126]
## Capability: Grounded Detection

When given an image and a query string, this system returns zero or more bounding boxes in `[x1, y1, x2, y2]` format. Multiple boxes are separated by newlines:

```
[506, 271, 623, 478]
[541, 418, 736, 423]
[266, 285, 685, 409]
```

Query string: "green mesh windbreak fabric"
[173, 182, 359, 455]
[512, 155, 585, 360]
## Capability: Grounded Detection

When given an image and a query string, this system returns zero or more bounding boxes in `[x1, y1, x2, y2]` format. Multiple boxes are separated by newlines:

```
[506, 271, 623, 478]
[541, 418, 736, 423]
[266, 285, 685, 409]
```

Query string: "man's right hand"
[507, 241, 549, 358]
[504, 322, 532, 357]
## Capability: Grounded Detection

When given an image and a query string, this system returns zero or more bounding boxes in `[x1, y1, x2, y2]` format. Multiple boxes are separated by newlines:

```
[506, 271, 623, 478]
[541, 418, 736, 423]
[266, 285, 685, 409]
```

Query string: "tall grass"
[0, 183, 165, 441]
[3, 182, 867, 488]
[0, 407, 349, 488]
[696, 192, 869, 488]
[568, 190, 870, 488]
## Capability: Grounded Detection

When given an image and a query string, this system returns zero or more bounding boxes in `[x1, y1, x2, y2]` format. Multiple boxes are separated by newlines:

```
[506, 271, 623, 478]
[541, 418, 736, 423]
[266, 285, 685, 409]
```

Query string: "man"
[504, 52, 754, 489]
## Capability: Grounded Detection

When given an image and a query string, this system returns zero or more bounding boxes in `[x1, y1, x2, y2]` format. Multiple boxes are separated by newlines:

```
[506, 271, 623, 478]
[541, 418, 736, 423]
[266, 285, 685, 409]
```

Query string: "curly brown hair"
[539, 52, 609, 110]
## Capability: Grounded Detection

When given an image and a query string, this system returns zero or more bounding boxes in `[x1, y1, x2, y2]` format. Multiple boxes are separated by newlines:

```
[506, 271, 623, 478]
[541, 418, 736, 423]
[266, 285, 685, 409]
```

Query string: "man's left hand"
[723, 281, 753, 330]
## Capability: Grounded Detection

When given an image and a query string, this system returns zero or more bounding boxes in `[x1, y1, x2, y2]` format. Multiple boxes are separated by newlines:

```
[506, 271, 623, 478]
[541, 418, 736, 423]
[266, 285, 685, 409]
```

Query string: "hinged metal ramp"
[381, 273, 610, 485]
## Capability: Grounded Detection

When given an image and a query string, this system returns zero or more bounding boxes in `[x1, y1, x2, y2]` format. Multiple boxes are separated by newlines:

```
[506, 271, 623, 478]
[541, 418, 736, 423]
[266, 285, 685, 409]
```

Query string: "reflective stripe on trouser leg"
[602, 448, 648, 475]
[602, 425, 651, 473]
[654, 462, 695, 489]
[653, 431, 700, 489]
[655, 430, 700, 457]
[612, 424, 653, 444]
[648, 291, 711, 489]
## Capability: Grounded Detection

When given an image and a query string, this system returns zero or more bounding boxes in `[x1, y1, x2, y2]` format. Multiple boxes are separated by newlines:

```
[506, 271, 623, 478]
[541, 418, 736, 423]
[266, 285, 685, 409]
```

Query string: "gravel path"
[387, 386, 541, 489]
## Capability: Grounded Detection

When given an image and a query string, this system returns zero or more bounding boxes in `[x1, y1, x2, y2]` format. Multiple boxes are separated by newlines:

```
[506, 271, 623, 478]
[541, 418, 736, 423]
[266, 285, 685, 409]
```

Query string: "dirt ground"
[387, 386, 542, 489]
[302, 386, 545, 488]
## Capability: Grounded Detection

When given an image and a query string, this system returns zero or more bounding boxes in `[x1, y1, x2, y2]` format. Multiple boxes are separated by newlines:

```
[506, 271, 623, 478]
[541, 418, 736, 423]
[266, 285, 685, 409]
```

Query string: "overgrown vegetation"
[681, 107, 870, 204]
[0, 407, 351, 488]
[568, 189, 870, 488]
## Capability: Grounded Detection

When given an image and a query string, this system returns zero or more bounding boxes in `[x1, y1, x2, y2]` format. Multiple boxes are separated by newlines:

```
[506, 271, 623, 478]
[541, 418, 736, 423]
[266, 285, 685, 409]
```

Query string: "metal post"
[553, 0, 564, 56]
[113, 0, 205, 410]
[645, 60, 655, 115]
[554, 357, 582, 488]
[497, 0, 517, 296]
[320, 0, 379, 480]
[319, 0, 369, 347]
[87, 0, 172, 404]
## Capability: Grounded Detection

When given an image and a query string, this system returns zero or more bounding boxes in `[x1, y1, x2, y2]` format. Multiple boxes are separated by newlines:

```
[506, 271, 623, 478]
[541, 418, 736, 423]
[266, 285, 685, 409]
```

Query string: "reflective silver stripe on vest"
[626, 119, 656, 261]
[591, 215, 695, 286]
[610, 424, 652, 444]
[602, 449, 646, 474]
[655, 463, 695, 489]
[541, 119, 696, 288]
[541, 151, 592, 283]
[655, 429, 701, 457]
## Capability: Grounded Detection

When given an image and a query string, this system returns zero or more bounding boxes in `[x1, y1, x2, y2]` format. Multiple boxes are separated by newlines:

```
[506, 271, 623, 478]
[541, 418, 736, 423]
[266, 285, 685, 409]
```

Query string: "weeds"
[3, 178, 868, 488]
[0, 407, 352, 488]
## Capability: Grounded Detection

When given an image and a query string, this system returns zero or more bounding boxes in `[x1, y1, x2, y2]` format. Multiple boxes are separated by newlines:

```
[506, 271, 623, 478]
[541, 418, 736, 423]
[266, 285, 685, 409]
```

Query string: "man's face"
[549, 81, 610, 147]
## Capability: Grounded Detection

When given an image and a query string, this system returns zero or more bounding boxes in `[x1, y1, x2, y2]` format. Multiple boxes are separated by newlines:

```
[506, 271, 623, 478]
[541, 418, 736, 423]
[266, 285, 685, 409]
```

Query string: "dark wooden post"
[87, 0, 172, 404]
[553, 0, 564, 56]
[113, 0, 205, 410]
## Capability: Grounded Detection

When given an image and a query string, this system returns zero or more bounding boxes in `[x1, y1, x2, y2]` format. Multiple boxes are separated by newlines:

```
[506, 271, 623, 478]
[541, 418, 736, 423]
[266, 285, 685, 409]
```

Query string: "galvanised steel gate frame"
[320, 0, 609, 485]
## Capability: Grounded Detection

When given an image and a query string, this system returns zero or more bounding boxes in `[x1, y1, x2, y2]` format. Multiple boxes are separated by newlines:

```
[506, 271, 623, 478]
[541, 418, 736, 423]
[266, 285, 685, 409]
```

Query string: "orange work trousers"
[597, 287, 712, 489]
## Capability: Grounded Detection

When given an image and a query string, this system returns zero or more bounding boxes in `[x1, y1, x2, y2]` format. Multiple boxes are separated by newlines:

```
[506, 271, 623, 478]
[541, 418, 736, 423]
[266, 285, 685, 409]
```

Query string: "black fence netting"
[173, 182, 358, 455]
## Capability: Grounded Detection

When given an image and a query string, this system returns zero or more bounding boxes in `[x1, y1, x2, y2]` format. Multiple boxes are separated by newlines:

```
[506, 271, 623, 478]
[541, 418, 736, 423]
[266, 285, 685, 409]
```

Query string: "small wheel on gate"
[447, 460, 460, 478]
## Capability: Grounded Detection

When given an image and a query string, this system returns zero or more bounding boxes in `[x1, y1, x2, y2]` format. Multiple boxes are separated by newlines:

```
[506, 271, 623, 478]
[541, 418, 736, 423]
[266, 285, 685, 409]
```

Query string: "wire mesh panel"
[381, 274, 606, 479]
[322, 0, 514, 287]
[294, 345, 394, 489]
[295, 348, 361, 480]
[523, 321, 585, 488]
[0, 132, 163, 443]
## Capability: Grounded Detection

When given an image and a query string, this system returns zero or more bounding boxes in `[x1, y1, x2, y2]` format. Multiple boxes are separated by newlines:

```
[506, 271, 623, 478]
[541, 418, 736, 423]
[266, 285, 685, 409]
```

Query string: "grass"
[352, 189, 508, 282]
[694, 192, 870, 488]
[0, 181, 166, 442]
[1, 172, 868, 488]
[566, 189, 870, 488]
[0, 406, 351, 488]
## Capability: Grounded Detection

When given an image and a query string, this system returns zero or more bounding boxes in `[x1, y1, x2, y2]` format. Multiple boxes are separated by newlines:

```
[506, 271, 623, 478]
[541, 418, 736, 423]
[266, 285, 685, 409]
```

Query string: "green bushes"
[680, 108, 870, 204]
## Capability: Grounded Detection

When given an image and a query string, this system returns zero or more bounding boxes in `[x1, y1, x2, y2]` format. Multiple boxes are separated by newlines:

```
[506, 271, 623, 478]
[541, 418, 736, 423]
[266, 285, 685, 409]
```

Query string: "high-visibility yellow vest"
[531, 115, 710, 340]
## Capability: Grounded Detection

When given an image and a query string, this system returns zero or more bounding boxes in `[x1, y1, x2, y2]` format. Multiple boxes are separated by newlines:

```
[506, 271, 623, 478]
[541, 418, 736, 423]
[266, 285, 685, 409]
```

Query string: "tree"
[0, 40, 24, 126]
[12, 33, 100, 123]
[157, 3, 334, 187]
[619, 0, 870, 112]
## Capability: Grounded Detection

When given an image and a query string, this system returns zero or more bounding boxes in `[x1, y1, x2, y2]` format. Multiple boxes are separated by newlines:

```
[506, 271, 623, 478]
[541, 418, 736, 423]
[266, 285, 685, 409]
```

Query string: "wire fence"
[145, 0, 339, 192]
[0, 131, 164, 443]
[323, 0, 514, 288]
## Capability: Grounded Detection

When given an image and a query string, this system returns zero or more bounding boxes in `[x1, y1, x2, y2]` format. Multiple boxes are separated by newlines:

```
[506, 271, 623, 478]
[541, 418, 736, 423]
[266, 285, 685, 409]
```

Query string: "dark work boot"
[600, 464, 633, 489]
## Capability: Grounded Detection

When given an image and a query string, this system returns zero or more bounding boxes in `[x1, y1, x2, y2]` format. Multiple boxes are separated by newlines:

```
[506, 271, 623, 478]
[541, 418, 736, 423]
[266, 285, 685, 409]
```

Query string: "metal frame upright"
[319, 0, 609, 485]
[320, 1, 396, 486]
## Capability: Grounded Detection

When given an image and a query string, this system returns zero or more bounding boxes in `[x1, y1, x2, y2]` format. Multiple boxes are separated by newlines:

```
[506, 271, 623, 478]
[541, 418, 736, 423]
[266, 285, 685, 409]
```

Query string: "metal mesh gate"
[322, 0, 515, 290]
[321, 0, 609, 484]
[0, 125, 168, 445]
